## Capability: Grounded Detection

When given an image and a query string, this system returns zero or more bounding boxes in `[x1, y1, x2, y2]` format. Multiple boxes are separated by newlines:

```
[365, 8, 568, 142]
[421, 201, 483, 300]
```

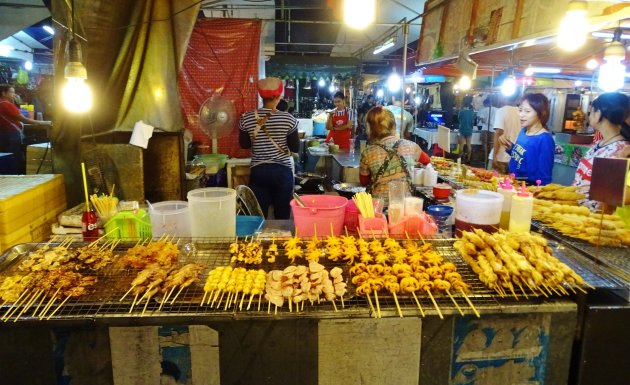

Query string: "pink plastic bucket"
[291, 195, 348, 237]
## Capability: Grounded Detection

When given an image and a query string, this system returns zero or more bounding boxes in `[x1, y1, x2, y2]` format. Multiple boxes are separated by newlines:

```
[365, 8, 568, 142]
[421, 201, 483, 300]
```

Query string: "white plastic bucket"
[455, 189, 503, 235]
[149, 201, 191, 238]
[187, 188, 236, 238]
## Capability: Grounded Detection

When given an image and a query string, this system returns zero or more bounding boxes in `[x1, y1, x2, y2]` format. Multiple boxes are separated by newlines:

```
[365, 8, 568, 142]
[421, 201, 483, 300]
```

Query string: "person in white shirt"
[492, 94, 521, 174]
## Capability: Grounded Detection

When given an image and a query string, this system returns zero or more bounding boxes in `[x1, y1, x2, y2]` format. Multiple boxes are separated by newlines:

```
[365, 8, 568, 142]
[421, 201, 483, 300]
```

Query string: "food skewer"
[426, 290, 443, 320]
[13, 290, 43, 322]
[373, 291, 381, 318]
[129, 293, 139, 313]
[392, 292, 403, 318]
[459, 288, 480, 318]
[445, 290, 465, 316]
[38, 287, 61, 319]
[119, 285, 137, 302]
[46, 295, 72, 320]
[2, 289, 31, 321]
[411, 292, 425, 317]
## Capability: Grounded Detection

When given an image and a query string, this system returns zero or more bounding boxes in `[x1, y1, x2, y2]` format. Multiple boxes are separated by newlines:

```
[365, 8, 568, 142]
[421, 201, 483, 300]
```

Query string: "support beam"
[512, 0, 525, 39]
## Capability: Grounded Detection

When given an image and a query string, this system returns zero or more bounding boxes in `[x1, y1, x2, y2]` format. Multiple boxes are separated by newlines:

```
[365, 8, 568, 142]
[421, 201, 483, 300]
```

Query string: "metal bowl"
[332, 182, 366, 199]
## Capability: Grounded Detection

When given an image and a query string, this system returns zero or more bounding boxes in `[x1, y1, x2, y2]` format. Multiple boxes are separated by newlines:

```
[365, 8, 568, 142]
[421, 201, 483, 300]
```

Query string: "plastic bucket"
[236, 215, 265, 236]
[343, 200, 360, 234]
[149, 201, 191, 238]
[455, 189, 503, 235]
[290, 195, 348, 237]
[188, 188, 236, 238]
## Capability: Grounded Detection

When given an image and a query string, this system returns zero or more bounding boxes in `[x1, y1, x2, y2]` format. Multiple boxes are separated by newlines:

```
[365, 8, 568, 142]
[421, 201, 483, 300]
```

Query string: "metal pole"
[401, 20, 409, 138]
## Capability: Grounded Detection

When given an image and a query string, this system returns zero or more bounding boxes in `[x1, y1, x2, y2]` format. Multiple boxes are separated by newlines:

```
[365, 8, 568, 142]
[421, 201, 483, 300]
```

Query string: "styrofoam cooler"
[290, 195, 348, 237]
[188, 188, 236, 238]
[149, 201, 191, 238]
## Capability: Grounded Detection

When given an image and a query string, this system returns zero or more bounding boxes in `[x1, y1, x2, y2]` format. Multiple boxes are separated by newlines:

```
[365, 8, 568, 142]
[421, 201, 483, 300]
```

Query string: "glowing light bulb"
[62, 78, 93, 113]
[318, 78, 325, 87]
[387, 72, 401, 92]
[458, 76, 472, 91]
[557, 2, 588, 51]
[501, 76, 517, 97]
[344, 0, 375, 30]
[376, 89, 384, 98]
[598, 60, 626, 92]
[24, 61, 32, 71]
[586, 59, 598, 70]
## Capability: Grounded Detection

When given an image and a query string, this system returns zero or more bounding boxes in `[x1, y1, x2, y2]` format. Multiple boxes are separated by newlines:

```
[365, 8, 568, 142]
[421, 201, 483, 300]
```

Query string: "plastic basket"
[236, 215, 265, 236]
[290, 195, 347, 237]
[104, 209, 152, 240]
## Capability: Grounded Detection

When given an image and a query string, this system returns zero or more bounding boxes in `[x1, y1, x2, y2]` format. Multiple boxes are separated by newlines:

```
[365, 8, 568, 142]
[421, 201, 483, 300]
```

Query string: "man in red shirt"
[0, 84, 51, 174]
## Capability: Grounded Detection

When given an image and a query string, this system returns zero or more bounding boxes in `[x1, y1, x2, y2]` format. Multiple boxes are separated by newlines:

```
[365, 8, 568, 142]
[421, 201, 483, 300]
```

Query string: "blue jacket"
[508, 128, 555, 185]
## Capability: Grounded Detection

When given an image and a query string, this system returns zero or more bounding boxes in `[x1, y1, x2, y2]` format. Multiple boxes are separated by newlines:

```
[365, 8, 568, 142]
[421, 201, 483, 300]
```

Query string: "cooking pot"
[332, 182, 366, 199]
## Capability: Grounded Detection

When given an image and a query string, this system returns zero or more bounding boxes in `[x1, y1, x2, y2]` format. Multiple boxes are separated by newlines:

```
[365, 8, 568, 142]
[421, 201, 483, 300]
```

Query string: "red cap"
[258, 77, 283, 98]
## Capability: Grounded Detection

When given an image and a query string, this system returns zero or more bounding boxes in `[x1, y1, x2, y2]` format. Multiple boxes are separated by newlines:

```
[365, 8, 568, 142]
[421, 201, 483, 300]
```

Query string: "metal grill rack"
[0, 236, 622, 323]
[533, 221, 630, 298]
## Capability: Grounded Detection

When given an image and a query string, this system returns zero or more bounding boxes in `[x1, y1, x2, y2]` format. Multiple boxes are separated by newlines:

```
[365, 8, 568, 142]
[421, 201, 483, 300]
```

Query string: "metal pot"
[332, 182, 365, 199]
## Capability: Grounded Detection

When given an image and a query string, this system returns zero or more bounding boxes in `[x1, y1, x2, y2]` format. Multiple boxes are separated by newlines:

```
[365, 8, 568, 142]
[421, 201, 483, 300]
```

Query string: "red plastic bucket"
[290, 195, 348, 237]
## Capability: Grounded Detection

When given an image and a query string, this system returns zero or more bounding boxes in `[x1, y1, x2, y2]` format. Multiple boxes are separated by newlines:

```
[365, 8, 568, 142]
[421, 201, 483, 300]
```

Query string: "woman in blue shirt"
[499, 93, 554, 185]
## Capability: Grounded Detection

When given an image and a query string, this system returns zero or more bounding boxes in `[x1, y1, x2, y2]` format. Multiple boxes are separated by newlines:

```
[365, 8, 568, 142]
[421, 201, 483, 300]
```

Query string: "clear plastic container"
[388, 181, 406, 224]
[149, 200, 191, 238]
[509, 188, 534, 233]
[187, 188, 236, 239]
[455, 189, 504, 236]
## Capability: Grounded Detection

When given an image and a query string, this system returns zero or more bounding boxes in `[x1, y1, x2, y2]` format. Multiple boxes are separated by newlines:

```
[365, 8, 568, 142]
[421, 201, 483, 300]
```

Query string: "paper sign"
[437, 125, 451, 152]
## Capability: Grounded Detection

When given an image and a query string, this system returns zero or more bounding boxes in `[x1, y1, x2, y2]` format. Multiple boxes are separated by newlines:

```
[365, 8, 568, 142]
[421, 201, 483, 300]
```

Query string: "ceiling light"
[387, 71, 401, 92]
[376, 89, 384, 98]
[373, 38, 395, 55]
[414, 96, 421, 105]
[586, 58, 599, 69]
[24, 61, 32, 71]
[558, 1, 588, 51]
[526, 66, 562, 75]
[524, 66, 534, 76]
[318, 78, 325, 87]
[598, 28, 626, 92]
[43, 25, 54, 35]
[328, 84, 336, 93]
[501, 75, 517, 97]
[574, 80, 583, 87]
[63, 0, 93, 113]
[0, 44, 13, 56]
[458, 76, 472, 91]
[405, 87, 412, 94]
[344, 0, 375, 30]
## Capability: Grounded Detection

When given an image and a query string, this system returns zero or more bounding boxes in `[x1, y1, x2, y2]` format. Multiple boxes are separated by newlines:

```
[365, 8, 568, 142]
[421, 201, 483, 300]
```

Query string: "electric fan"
[198, 88, 236, 153]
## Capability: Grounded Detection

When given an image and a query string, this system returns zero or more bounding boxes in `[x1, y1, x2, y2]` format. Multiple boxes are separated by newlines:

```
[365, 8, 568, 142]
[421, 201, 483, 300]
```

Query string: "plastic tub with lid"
[188, 188, 236, 238]
[149, 200, 191, 238]
[455, 189, 504, 236]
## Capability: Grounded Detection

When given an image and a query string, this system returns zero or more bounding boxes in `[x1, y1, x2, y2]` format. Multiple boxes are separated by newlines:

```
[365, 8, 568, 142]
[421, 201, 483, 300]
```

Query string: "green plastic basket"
[104, 209, 152, 240]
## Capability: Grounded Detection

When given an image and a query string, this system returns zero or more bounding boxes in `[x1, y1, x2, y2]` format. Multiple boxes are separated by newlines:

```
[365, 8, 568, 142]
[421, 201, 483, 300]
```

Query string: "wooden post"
[467, 0, 480, 46]
[512, 0, 525, 39]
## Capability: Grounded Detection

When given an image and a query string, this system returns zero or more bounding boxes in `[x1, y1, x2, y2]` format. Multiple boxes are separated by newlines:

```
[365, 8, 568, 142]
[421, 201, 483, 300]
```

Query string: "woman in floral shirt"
[359, 106, 430, 206]
[573, 92, 630, 210]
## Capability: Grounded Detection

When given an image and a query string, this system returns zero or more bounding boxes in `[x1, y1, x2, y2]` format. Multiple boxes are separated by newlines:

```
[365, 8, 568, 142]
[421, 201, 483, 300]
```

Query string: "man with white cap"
[239, 77, 299, 219]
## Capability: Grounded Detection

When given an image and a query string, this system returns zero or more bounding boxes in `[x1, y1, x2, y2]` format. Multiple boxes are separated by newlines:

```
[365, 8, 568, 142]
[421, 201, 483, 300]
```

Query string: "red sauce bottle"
[82, 206, 99, 242]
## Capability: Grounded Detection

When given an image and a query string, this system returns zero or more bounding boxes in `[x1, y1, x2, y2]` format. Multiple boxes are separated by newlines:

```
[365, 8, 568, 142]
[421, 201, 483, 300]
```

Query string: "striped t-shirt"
[239, 108, 298, 168]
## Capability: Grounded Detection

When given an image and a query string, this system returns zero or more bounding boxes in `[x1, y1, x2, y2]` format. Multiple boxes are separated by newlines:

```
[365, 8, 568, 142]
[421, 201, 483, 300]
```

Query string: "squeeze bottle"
[423, 164, 438, 187]
[497, 178, 516, 230]
[509, 183, 534, 233]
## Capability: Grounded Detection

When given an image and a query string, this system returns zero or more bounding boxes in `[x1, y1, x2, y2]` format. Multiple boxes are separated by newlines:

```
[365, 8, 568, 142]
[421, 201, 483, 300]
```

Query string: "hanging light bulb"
[598, 29, 626, 92]
[387, 71, 401, 92]
[458, 75, 472, 91]
[63, 38, 93, 113]
[376, 89, 384, 98]
[586, 58, 599, 70]
[558, 1, 588, 51]
[318, 78, 325, 87]
[344, 0, 375, 30]
[501, 75, 517, 96]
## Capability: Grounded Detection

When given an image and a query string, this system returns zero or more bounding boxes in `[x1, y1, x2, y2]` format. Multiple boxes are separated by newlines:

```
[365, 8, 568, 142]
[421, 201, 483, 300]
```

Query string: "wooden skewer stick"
[365, 292, 376, 317]
[224, 292, 232, 311]
[508, 284, 519, 300]
[267, 300, 271, 314]
[46, 295, 72, 320]
[274, 304, 278, 315]
[340, 295, 345, 309]
[258, 293, 263, 312]
[574, 285, 588, 294]
[516, 282, 529, 300]
[129, 293, 139, 314]
[557, 285, 570, 296]
[39, 288, 61, 319]
[411, 291, 425, 317]
[32, 290, 49, 317]
[301, 300, 305, 312]
[374, 291, 381, 319]
[392, 292, 403, 318]
[445, 290, 465, 316]
[2, 289, 31, 321]
[89, 227, 119, 247]
[427, 290, 444, 320]
[119, 285, 137, 302]
[158, 292, 169, 311]
[567, 285, 577, 295]
[239, 293, 246, 311]
[583, 281, 595, 290]
[170, 285, 187, 305]
[247, 294, 254, 310]
[416, 230, 426, 245]
[216, 291, 226, 309]
[10, 290, 41, 322]
[459, 289, 480, 318]
[141, 295, 152, 317]
[331, 299, 338, 312]
[200, 291, 208, 307]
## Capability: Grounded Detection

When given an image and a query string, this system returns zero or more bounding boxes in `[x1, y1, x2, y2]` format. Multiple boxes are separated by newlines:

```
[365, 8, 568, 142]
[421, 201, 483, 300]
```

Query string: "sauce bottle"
[497, 178, 515, 229]
[509, 183, 534, 233]
[82, 205, 99, 242]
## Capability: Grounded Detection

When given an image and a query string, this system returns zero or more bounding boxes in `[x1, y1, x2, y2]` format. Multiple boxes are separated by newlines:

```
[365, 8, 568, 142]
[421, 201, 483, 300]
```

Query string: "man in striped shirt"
[239, 77, 299, 219]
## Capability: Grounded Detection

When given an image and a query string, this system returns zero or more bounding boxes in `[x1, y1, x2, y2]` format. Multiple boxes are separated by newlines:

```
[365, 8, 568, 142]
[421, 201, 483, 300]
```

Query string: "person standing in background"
[499, 93, 554, 185]
[0, 84, 52, 174]
[573, 92, 630, 209]
[477, 97, 495, 168]
[325, 91, 354, 149]
[457, 95, 476, 163]
[239, 78, 299, 219]
[492, 93, 521, 174]
[385, 97, 414, 139]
